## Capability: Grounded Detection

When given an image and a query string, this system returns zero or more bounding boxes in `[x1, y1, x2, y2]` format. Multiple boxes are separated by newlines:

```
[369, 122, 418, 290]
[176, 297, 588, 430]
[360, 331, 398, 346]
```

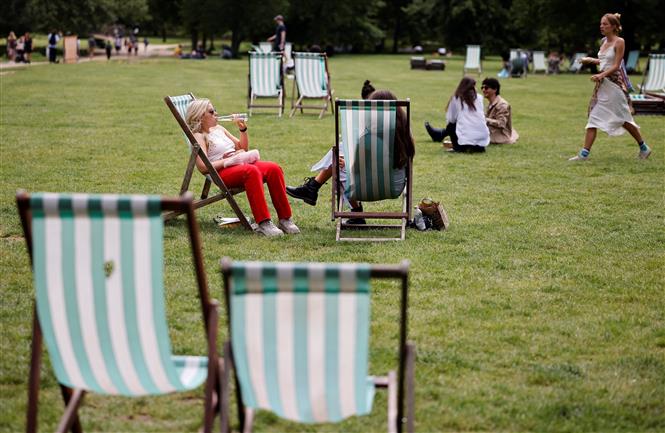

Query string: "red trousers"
[218, 161, 292, 224]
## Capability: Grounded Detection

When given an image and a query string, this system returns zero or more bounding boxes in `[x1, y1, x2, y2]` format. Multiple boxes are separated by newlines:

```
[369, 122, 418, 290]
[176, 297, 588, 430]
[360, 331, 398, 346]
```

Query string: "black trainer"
[346, 204, 366, 225]
[286, 177, 321, 206]
[424, 121, 445, 142]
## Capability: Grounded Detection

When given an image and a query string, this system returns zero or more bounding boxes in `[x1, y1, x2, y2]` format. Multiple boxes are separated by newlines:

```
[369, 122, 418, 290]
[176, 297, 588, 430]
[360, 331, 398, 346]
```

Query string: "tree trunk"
[231, 26, 242, 58]
[392, 14, 401, 54]
[191, 29, 198, 52]
[161, 25, 166, 43]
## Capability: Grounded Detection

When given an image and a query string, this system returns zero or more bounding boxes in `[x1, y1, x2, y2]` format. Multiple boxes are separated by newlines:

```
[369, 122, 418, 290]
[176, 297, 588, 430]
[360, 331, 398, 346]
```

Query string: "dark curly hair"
[361, 80, 376, 99]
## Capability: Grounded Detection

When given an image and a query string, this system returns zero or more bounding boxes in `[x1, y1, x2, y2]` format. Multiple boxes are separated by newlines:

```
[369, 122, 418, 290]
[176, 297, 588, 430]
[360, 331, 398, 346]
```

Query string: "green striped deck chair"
[164, 94, 253, 229]
[631, 54, 665, 115]
[463, 45, 482, 75]
[532, 51, 546, 74]
[17, 191, 221, 433]
[569, 52, 586, 73]
[247, 52, 284, 117]
[332, 99, 413, 242]
[625, 50, 640, 74]
[219, 258, 415, 433]
[290, 52, 334, 118]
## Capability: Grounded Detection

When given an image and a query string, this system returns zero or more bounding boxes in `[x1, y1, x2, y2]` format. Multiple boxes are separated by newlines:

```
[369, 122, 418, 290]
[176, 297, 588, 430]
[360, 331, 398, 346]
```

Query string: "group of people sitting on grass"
[424, 76, 519, 153]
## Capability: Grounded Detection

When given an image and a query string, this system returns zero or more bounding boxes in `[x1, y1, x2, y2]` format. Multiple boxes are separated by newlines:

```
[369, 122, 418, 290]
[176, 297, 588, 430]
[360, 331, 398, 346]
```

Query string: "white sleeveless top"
[598, 45, 615, 72]
[205, 127, 235, 162]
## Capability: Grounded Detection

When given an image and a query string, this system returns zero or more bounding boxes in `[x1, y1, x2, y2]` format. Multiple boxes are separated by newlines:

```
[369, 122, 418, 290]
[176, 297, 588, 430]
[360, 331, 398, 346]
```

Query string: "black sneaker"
[424, 121, 444, 142]
[286, 177, 320, 206]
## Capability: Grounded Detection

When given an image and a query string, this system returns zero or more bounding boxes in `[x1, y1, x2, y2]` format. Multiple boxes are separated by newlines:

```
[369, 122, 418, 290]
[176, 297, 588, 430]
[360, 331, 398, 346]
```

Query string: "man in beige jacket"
[481, 78, 519, 144]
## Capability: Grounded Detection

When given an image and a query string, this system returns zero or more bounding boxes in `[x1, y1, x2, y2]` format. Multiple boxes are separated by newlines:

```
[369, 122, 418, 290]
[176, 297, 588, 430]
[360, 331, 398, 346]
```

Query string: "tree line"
[2, 0, 663, 57]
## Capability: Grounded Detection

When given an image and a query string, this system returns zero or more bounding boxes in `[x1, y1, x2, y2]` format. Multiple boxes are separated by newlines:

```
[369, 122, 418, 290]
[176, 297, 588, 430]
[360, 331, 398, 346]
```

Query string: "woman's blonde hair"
[185, 98, 211, 133]
[603, 13, 622, 34]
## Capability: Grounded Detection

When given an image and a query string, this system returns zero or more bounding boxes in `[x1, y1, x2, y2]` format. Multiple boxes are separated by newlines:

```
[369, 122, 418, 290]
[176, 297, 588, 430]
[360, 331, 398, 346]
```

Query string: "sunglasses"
[481, 85, 489, 89]
[208, 108, 217, 115]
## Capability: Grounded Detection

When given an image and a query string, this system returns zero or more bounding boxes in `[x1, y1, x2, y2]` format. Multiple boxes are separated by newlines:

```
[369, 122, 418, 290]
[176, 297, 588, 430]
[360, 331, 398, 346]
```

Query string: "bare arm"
[222, 119, 249, 151]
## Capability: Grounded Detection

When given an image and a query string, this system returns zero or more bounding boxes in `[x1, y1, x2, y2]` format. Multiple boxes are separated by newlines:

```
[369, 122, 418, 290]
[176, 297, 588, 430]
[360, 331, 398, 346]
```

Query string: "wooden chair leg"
[26, 312, 42, 433]
[201, 178, 212, 200]
[203, 302, 219, 433]
[243, 408, 254, 433]
[387, 370, 398, 433]
[405, 342, 416, 433]
[220, 342, 232, 433]
[56, 387, 84, 433]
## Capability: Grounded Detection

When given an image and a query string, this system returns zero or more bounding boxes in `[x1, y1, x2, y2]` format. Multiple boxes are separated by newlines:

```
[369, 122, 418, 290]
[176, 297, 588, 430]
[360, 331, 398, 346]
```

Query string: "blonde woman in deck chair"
[186, 99, 300, 236]
[287, 85, 415, 224]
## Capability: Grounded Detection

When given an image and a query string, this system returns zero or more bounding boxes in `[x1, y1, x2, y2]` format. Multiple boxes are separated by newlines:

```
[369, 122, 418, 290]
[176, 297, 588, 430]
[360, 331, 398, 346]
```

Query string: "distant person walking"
[569, 13, 651, 161]
[88, 35, 96, 59]
[143, 37, 149, 54]
[6, 31, 17, 62]
[105, 38, 112, 60]
[15, 35, 25, 63]
[114, 35, 122, 54]
[268, 14, 286, 52]
[47, 30, 60, 63]
[23, 32, 33, 63]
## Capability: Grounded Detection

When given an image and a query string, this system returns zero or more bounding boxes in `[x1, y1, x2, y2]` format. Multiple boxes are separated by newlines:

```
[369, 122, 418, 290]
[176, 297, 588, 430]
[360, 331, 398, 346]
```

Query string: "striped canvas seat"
[339, 100, 401, 202]
[290, 52, 333, 118]
[30, 193, 207, 395]
[332, 99, 413, 242]
[532, 51, 546, 73]
[625, 50, 640, 73]
[259, 42, 272, 53]
[220, 258, 415, 432]
[19, 192, 221, 432]
[250, 52, 282, 97]
[248, 52, 284, 116]
[463, 45, 481, 74]
[640, 54, 665, 94]
[164, 94, 254, 228]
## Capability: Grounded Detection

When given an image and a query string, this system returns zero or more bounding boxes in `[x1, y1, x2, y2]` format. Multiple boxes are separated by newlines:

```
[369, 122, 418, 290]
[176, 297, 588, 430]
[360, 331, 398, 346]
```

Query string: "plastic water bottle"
[413, 208, 427, 231]
[217, 113, 249, 122]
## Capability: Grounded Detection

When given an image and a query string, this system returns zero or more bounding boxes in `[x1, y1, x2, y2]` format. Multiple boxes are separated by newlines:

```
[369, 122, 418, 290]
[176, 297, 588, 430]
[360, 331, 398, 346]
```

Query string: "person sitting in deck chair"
[286, 81, 415, 224]
[186, 99, 300, 236]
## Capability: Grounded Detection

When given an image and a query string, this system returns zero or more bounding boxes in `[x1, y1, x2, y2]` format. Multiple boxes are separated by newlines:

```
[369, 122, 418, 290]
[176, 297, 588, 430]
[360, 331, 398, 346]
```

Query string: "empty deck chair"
[569, 52, 586, 73]
[219, 258, 415, 433]
[247, 52, 285, 116]
[625, 50, 640, 74]
[18, 191, 221, 433]
[463, 45, 482, 75]
[164, 93, 253, 228]
[332, 99, 413, 242]
[532, 51, 546, 73]
[290, 52, 334, 118]
[631, 53, 665, 115]
[283, 42, 294, 74]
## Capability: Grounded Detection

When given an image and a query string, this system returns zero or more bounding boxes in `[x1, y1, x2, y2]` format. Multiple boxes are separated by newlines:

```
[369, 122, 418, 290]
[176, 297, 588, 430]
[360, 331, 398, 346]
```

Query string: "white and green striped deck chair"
[509, 48, 519, 62]
[625, 50, 640, 74]
[18, 192, 222, 433]
[164, 93, 253, 229]
[631, 54, 665, 115]
[463, 45, 482, 75]
[247, 52, 285, 117]
[332, 99, 413, 242]
[532, 51, 546, 73]
[569, 52, 586, 73]
[219, 258, 415, 433]
[290, 52, 334, 118]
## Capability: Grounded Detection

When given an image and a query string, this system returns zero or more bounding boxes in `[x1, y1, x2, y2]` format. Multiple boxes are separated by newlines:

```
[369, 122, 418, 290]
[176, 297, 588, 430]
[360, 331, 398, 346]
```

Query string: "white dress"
[585, 46, 639, 136]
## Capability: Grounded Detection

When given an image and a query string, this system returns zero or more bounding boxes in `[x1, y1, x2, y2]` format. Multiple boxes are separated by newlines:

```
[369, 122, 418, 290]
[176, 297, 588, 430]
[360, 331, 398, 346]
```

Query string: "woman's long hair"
[368, 90, 415, 169]
[185, 98, 210, 133]
[448, 77, 478, 111]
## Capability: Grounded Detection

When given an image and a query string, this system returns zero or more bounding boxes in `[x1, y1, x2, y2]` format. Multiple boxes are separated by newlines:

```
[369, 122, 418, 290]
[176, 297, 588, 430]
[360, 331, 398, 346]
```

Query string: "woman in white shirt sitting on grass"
[424, 76, 490, 153]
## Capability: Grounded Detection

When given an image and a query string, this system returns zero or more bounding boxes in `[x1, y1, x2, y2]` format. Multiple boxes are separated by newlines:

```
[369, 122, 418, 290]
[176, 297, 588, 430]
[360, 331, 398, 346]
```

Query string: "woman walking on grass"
[569, 13, 652, 161]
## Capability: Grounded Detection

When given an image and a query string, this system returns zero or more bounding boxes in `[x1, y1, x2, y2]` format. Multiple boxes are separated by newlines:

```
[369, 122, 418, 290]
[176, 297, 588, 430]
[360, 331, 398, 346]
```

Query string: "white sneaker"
[256, 220, 284, 237]
[639, 148, 652, 159]
[568, 154, 589, 161]
[278, 218, 301, 234]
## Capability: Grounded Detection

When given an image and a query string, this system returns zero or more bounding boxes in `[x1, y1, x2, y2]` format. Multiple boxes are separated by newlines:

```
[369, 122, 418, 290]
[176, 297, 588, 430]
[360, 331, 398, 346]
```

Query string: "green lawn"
[1, 54, 663, 432]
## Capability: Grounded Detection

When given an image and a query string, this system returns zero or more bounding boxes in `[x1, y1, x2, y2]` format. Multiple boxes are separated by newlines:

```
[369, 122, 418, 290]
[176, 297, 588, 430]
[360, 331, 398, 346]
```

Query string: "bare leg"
[315, 167, 332, 184]
[622, 122, 643, 145]
[584, 127, 597, 151]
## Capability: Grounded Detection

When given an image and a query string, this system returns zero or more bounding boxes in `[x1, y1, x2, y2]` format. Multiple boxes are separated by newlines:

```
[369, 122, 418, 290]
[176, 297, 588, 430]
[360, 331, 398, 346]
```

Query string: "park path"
[0, 44, 178, 71]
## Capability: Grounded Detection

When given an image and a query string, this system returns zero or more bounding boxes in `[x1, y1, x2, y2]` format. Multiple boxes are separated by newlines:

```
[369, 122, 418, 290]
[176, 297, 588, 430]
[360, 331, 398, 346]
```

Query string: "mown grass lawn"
[1, 53, 663, 432]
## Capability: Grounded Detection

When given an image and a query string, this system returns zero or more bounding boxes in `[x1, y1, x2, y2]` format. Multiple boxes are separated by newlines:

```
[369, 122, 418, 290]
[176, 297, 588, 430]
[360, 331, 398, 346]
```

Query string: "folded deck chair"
[247, 52, 284, 116]
[283, 42, 294, 74]
[625, 50, 640, 74]
[463, 45, 482, 75]
[569, 52, 586, 73]
[164, 93, 253, 229]
[18, 191, 221, 433]
[332, 99, 413, 242]
[630, 54, 665, 115]
[219, 258, 415, 433]
[532, 51, 546, 73]
[290, 52, 334, 118]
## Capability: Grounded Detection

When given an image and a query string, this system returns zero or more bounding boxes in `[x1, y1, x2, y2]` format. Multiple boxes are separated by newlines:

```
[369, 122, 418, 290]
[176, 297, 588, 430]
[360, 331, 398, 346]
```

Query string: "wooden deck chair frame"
[219, 258, 416, 433]
[289, 52, 334, 119]
[331, 99, 413, 242]
[247, 52, 285, 117]
[638, 54, 665, 97]
[18, 191, 222, 433]
[164, 93, 253, 229]
[463, 44, 482, 75]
